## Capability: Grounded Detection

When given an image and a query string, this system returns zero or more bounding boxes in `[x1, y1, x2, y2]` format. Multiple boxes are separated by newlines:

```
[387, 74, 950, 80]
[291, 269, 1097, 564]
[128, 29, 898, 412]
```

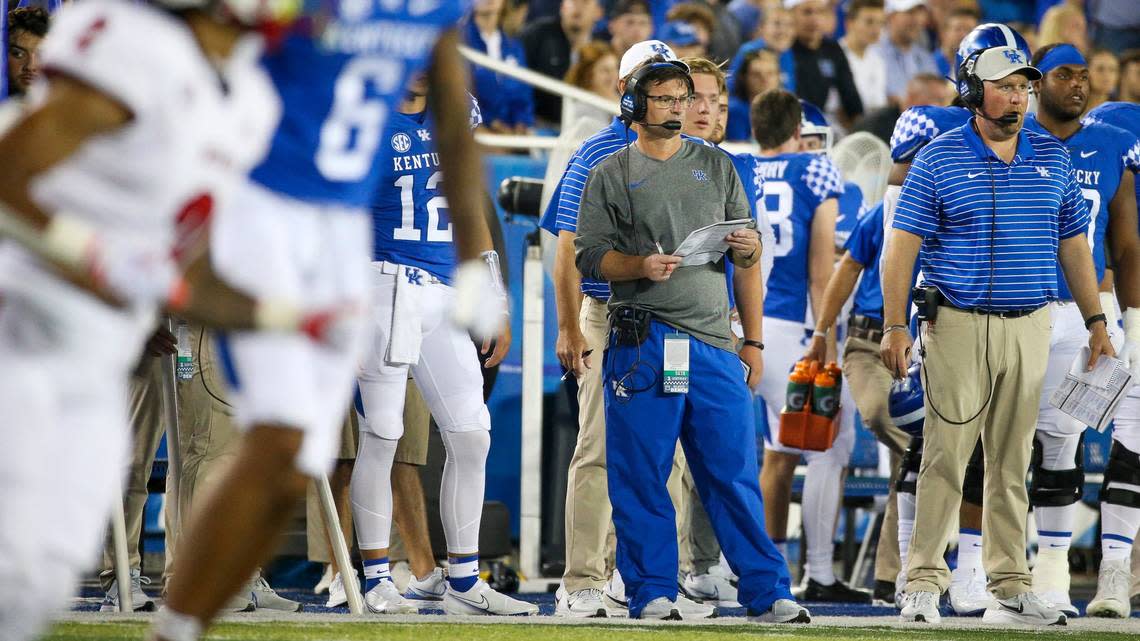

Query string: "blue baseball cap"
[658, 21, 701, 48]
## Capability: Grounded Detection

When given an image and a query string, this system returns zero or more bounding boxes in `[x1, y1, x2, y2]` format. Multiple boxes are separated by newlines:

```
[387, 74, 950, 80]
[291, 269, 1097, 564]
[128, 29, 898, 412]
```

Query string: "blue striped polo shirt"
[539, 118, 637, 300]
[893, 120, 1089, 311]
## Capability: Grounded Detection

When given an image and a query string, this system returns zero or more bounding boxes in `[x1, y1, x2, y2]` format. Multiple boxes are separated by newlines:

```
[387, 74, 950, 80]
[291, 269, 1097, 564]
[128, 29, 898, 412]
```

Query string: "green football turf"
[42, 621, 1140, 641]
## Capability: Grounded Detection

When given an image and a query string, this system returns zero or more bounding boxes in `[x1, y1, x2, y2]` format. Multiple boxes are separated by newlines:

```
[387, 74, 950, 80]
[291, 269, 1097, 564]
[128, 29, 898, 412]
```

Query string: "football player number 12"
[316, 57, 403, 181]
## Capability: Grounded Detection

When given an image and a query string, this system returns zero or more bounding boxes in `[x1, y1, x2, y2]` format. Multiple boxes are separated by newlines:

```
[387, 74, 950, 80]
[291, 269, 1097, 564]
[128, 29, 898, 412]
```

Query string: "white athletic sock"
[363, 557, 391, 592]
[1035, 505, 1075, 553]
[350, 432, 399, 551]
[1101, 503, 1140, 562]
[802, 455, 843, 585]
[440, 430, 490, 555]
[448, 554, 480, 592]
[897, 484, 916, 568]
[955, 528, 983, 576]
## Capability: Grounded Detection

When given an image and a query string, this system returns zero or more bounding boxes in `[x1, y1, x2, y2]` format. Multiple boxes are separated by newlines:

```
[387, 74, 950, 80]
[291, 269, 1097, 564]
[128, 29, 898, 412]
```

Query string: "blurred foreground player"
[153, 3, 508, 640]
[0, 0, 300, 638]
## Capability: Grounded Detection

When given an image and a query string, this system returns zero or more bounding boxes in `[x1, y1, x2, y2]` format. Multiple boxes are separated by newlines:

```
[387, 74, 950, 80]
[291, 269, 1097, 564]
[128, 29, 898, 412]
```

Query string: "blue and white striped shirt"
[538, 117, 634, 300]
[893, 121, 1089, 311]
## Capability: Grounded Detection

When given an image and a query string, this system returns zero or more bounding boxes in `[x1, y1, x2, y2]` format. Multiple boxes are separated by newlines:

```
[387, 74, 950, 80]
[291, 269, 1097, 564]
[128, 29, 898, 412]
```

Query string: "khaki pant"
[163, 324, 243, 585]
[99, 356, 166, 590]
[563, 295, 687, 591]
[843, 334, 908, 582]
[907, 307, 1051, 598]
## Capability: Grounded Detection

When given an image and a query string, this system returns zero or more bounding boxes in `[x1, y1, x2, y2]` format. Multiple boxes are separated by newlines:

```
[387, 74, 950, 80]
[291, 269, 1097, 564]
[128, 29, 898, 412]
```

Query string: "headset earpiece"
[957, 49, 987, 110]
[619, 59, 694, 125]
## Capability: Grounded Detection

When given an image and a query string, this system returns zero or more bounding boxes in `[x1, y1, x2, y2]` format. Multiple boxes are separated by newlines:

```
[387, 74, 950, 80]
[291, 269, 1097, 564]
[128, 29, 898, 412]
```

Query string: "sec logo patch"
[391, 133, 412, 153]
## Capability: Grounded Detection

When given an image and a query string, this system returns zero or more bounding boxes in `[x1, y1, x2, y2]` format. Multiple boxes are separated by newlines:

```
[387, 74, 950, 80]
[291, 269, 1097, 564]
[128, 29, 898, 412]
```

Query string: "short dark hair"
[7, 7, 49, 42]
[610, 0, 649, 19]
[639, 61, 692, 96]
[845, 0, 884, 21]
[750, 89, 801, 149]
[733, 48, 778, 102]
[1121, 49, 1140, 71]
[666, 2, 715, 35]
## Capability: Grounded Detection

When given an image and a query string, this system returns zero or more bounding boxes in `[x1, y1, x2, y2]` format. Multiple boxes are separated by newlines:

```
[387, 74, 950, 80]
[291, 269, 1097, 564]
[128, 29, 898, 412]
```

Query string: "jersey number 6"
[316, 57, 404, 181]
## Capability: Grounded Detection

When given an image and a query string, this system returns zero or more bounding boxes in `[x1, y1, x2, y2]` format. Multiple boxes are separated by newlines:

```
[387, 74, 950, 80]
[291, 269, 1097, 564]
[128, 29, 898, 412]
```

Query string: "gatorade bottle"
[811, 367, 839, 419]
[785, 361, 813, 412]
[826, 361, 843, 397]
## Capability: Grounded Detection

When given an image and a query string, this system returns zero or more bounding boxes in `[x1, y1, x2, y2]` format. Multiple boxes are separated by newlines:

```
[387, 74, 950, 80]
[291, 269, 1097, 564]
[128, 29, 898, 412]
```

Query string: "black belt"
[938, 300, 1044, 319]
[847, 313, 883, 342]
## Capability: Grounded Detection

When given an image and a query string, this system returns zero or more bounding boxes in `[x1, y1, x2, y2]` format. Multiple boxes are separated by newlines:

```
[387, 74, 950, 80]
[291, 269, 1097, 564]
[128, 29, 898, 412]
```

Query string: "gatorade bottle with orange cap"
[785, 361, 813, 412]
[811, 363, 840, 419]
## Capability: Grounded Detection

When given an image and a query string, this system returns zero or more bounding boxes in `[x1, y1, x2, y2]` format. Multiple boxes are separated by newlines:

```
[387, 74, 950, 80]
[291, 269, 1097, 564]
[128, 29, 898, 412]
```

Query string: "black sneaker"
[794, 578, 872, 604]
[873, 580, 896, 606]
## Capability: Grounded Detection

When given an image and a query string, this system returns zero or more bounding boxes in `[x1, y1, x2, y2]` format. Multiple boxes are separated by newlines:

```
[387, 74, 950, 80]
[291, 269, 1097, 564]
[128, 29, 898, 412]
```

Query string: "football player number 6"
[316, 57, 403, 181]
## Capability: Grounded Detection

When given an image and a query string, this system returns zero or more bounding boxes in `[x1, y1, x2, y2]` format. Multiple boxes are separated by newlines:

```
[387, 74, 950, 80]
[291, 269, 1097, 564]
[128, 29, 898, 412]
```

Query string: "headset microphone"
[976, 109, 1020, 126]
[643, 120, 683, 131]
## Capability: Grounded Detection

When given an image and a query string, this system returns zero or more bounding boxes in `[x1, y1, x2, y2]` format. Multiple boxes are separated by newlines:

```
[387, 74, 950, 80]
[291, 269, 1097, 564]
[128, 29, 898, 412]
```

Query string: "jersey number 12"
[393, 171, 452, 242]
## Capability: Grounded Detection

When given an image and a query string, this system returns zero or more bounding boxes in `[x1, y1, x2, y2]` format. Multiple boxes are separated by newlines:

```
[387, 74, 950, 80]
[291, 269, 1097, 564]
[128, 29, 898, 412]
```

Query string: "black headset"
[619, 59, 694, 125]
[956, 48, 988, 109]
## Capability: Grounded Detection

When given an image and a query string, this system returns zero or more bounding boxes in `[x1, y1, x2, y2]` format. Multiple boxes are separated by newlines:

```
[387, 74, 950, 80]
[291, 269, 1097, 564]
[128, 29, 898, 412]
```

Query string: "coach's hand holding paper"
[669, 218, 756, 267]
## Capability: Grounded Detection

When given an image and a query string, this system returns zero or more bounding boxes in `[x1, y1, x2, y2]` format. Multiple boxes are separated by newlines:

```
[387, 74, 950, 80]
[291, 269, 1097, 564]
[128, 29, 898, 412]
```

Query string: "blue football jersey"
[846, 202, 885, 320]
[1085, 101, 1140, 227]
[750, 152, 844, 323]
[1025, 114, 1140, 298]
[890, 105, 971, 163]
[250, 1, 468, 208]
[370, 109, 458, 283]
[835, 182, 864, 248]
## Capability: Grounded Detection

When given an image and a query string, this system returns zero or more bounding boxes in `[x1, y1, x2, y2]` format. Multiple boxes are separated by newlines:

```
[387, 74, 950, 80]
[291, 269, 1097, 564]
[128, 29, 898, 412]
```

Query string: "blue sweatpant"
[604, 320, 793, 617]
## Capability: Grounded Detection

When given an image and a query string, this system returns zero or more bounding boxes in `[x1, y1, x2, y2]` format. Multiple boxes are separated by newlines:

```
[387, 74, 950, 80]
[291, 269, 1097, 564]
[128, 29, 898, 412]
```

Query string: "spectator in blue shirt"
[726, 48, 782, 141]
[932, 6, 978, 80]
[466, 0, 535, 133]
[878, 0, 938, 106]
[881, 45, 1112, 626]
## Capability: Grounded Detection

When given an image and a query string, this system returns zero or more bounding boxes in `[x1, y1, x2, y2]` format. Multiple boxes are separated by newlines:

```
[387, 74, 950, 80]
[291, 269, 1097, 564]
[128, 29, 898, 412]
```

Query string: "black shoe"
[873, 580, 896, 606]
[794, 578, 872, 604]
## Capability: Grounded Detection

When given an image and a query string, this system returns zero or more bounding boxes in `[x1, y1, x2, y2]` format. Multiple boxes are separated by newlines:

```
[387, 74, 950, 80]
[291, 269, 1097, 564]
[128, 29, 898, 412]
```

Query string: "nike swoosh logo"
[1049, 544, 1065, 547]
[967, 171, 984, 178]
[1080, 150, 1097, 158]
[1002, 602, 1024, 614]
[452, 592, 492, 610]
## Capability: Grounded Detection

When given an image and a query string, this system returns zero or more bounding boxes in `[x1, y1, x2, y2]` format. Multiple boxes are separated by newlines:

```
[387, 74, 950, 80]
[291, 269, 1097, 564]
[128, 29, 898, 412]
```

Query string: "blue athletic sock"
[447, 554, 480, 592]
[363, 557, 390, 592]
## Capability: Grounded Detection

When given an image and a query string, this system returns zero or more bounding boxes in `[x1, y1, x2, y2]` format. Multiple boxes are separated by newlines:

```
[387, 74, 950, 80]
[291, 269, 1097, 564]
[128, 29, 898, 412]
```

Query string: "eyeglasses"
[646, 94, 695, 109]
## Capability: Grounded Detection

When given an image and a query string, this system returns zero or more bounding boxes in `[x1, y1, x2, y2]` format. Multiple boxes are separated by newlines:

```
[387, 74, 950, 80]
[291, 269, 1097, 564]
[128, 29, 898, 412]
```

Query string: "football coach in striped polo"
[879, 45, 1115, 625]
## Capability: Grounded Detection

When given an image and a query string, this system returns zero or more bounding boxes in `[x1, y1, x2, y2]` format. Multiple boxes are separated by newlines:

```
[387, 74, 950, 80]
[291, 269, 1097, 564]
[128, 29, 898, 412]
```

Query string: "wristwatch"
[743, 339, 765, 350]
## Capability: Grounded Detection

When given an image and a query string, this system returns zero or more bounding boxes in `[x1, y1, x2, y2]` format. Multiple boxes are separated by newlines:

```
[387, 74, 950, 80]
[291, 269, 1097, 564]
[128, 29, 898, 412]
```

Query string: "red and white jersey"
[25, 0, 280, 259]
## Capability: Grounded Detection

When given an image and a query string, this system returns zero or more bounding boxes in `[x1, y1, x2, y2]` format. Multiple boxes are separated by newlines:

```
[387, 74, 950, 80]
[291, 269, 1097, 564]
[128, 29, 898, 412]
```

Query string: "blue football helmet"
[954, 23, 1032, 86]
[799, 99, 832, 154]
[888, 363, 925, 436]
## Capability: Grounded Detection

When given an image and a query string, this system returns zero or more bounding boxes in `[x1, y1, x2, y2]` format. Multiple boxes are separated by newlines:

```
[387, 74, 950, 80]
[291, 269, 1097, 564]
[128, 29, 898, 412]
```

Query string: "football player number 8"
[760, 180, 795, 258]
[316, 57, 403, 181]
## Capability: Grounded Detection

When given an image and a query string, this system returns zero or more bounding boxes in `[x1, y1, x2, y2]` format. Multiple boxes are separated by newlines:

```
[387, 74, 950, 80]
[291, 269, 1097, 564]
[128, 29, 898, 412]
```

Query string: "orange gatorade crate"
[777, 359, 841, 452]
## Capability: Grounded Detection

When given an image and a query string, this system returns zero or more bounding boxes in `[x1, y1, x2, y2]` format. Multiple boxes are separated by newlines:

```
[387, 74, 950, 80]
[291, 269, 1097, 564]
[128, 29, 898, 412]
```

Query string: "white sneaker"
[747, 599, 811, 623]
[403, 567, 447, 603]
[673, 594, 717, 619]
[249, 574, 301, 612]
[99, 569, 156, 612]
[639, 596, 682, 620]
[894, 570, 907, 611]
[949, 567, 997, 616]
[636, 595, 715, 620]
[325, 570, 357, 608]
[314, 564, 334, 595]
[900, 591, 941, 623]
[364, 579, 419, 614]
[1032, 548, 1078, 617]
[443, 579, 539, 616]
[603, 570, 629, 617]
[982, 591, 1066, 626]
[683, 565, 740, 607]
[554, 586, 607, 618]
[1087, 558, 1132, 618]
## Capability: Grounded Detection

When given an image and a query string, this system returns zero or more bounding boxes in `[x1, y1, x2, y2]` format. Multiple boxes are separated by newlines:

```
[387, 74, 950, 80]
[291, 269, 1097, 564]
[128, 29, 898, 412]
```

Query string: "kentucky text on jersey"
[893, 122, 1089, 311]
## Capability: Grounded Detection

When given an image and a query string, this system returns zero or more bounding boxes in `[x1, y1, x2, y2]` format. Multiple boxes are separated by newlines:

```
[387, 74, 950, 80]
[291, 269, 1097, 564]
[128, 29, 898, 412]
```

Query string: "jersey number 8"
[316, 57, 404, 181]
[759, 180, 795, 258]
